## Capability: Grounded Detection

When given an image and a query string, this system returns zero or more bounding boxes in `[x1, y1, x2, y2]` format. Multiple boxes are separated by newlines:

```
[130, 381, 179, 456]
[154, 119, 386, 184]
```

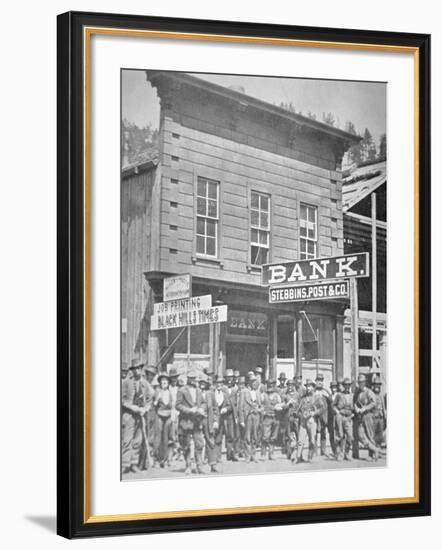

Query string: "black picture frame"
[57, 10, 431, 538]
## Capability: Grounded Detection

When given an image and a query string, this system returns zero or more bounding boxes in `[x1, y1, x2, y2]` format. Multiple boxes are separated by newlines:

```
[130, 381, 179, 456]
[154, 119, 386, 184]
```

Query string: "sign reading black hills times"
[261, 252, 369, 286]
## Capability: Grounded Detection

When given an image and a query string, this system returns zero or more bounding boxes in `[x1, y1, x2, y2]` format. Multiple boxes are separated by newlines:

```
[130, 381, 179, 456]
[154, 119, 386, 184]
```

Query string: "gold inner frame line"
[82, 26, 420, 524]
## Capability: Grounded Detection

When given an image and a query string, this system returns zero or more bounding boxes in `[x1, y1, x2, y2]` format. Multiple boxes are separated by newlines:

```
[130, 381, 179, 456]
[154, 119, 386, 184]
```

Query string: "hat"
[337, 379, 344, 385]
[343, 377, 352, 385]
[357, 374, 367, 382]
[266, 378, 276, 386]
[198, 373, 208, 384]
[233, 370, 240, 377]
[304, 378, 316, 388]
[144, 365, 157, 375]
[121, 363, 129, 372]
[330, 380, 338, 388]
[294, 374, 302, 380]
[168, 367, 179, 378]
[215, 375, 224, 383]
[278, 372, 287, 380]
[254, 366, 263, 374]
[287, 378, 295, 385]
[225, 369, 234, 377]
[157, 372, 170, 383]
[247, 370, 255, 378]
[315, 373, 324, 381]
[130, 357, 144, 369]
[248, 374, 257, 382]
[187, 370, 198, 379]
[372, 376, 382, 385]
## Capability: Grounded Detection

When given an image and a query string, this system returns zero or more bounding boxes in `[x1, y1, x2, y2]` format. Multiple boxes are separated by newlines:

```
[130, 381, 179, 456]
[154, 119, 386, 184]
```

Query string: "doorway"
[225, 341, 268, 376]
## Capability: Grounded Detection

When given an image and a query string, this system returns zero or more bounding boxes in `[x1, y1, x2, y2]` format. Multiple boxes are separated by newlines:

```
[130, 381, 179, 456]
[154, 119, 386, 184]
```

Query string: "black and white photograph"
[121, 69, 387, 480]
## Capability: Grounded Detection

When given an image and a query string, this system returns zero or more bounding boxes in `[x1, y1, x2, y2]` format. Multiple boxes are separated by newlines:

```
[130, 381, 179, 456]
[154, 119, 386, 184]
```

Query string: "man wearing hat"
[354, 374, 379, 461]
[281, 378, 302, 460]
[143, 365, 159, 467]
[313, 373, 334, 457]
[167, 367, 180, 459]
[175, 370, 206, 475]
[198, 374, 220, 472]
[261, 379, 283, 460]
[276, 372, 287, 395]
[238, 375, 263, 462]
[372, 376, 386, 451]
[224, 368, 240, 459]
[296, 379, 320, 463]
[332, 377, 354, 461]
[235, 375, 247, 457]
[213, 374, 238, 462]
[121, 357, 155, 474]
[152, 372, 174, 468]
[254, 366, 266, 393]
[121, 363, 129, 381]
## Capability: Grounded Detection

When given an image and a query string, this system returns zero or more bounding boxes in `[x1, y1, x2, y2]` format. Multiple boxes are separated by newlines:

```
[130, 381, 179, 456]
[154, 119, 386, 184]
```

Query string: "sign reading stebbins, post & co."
[261, 252, 369, 286]
[163, 274, 192, 302]
[269, 280, 349, 304]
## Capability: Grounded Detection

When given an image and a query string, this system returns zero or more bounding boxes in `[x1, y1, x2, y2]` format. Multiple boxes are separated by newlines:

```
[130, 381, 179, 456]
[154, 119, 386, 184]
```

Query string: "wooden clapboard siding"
[156, 115, 344, 284]
[121, 166, 156, 366]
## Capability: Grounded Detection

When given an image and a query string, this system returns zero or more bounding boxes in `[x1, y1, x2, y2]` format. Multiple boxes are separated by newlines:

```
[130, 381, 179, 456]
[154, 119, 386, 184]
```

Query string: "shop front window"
[302, 314, 334, 361]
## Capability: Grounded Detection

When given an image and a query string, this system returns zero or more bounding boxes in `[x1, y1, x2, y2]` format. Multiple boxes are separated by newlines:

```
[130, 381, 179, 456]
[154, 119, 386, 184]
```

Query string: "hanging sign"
[262, 252, 369, 286]
[151, 305, 228, 330]
[269, 280, 349, 304]
[154, 294, 212, 315]
[163, 274, 192, 302]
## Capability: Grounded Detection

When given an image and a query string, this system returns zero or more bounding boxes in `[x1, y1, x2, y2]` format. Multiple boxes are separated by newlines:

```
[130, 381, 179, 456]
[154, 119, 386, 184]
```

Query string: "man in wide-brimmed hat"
[371, 376, 386, 451]
[295, 379, 320, 463]
[213, 374, 238, 463]
[175, 370, 206, 475]
[121, 356, 155, 474]
[198, 374, 219, 472]
[354, 374, 379, 461]
[332, 377, 355, 461]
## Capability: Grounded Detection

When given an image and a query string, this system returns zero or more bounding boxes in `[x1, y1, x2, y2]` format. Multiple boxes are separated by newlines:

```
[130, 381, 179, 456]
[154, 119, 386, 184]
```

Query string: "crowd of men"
[122, 360, 386, 476]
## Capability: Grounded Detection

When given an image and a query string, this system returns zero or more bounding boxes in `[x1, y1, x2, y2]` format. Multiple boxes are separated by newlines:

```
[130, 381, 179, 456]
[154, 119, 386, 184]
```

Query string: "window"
[196, 177, 219, 257]
[250, 191, 270, 265]
[299, 203, 318, 259]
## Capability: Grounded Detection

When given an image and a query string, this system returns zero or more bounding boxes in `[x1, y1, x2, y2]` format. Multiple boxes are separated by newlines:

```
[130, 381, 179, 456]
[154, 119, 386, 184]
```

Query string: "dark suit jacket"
[176, 385, 205, 430]
[238, 388, 263, 425]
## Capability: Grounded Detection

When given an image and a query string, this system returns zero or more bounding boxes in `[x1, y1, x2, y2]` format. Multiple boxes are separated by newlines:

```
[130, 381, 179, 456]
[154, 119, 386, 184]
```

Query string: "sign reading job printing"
[153, 294, 212, 315]
[163, 274, 192, 302]
[262, 252, 369, 286]
[269, 280, 349, 304]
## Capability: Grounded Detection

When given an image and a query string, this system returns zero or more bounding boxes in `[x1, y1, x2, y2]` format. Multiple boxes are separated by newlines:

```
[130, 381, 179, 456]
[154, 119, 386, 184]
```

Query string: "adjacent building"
[122, 71, 360, 385]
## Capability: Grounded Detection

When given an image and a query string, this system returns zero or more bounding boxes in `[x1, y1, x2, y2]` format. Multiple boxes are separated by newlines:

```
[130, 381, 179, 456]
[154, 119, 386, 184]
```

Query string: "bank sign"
[269, 280, 349, 304]
[262, 252, 369, 286]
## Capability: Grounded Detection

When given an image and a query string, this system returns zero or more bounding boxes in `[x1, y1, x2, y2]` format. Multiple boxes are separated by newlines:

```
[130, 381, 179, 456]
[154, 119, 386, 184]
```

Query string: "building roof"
[146, 71, 361, 146]
[122, 148, 159, 177]
[342, 160, 386, 212]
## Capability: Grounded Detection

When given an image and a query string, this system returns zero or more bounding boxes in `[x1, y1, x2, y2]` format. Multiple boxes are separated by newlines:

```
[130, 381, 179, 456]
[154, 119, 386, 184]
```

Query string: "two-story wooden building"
[121, 71, 360, 384]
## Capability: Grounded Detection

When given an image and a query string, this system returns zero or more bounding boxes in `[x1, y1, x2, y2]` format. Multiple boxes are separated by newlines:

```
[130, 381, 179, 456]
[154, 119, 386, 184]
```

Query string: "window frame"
[194, 175, 221, 260]
[299, 202, 318, 260]
[249, 189, 271, 267]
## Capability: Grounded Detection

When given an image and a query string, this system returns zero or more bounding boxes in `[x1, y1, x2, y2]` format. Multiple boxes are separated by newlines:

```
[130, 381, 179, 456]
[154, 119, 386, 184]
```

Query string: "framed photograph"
[57, 11, 431, 538]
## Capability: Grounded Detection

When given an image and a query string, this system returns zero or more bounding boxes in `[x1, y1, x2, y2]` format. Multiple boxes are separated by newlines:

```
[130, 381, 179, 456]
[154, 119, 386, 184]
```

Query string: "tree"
[378, 133, 387, 159]
[322, 112, 336, 126]
[361, 128, 377, 162]
[345, 120, 362, 165]
[122, 119, 158, 165]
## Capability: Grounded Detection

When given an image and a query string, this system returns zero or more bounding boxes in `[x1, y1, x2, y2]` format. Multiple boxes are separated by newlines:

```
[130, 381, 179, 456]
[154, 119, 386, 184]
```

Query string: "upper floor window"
[250, 191, 270, 265]
[196, 177, 219, 257]
[300, 203, 318, 259]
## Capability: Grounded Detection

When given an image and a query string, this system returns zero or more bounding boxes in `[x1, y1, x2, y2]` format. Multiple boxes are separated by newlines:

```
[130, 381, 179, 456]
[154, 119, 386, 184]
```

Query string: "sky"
[122, 69, 386, 146]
